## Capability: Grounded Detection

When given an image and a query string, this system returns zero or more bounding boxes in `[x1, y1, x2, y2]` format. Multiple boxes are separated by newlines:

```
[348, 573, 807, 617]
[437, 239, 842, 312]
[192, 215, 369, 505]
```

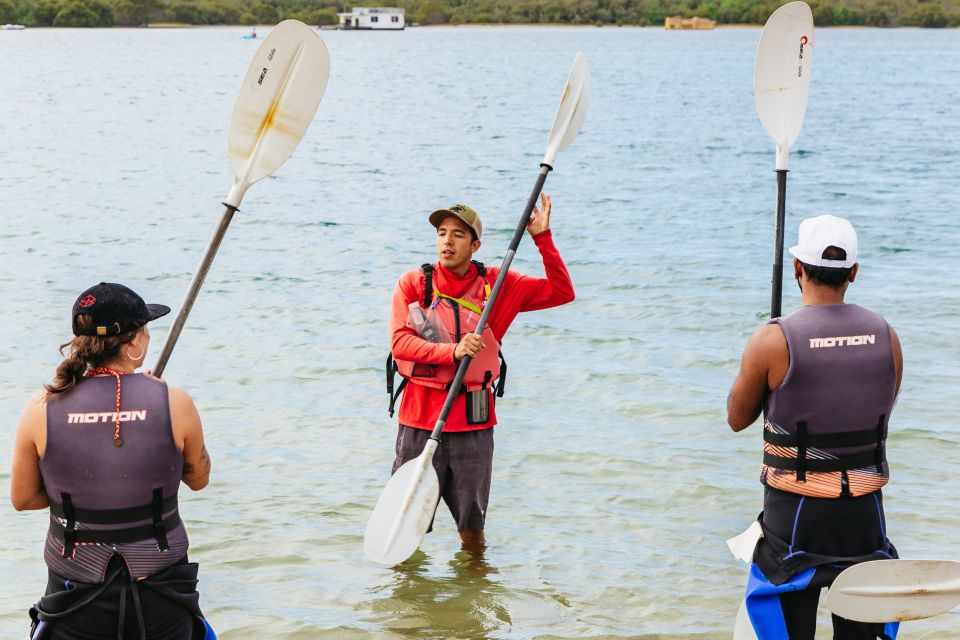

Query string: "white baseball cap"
[788, 215, 858, 268]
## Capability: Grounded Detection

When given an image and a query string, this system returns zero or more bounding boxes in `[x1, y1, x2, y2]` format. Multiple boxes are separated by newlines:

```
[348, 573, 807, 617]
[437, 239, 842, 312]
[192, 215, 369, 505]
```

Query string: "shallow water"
[1, 25, 959, 638]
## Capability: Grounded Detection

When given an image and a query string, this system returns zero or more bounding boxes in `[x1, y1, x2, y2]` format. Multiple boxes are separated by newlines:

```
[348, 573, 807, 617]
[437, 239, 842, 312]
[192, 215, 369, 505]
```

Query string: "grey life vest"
[762, 304, 897, 498]
[41, 373, 188, 582]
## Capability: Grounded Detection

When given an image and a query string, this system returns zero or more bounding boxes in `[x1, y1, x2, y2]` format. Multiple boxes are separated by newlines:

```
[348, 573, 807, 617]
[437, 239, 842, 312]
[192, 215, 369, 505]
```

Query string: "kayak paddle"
[755, 1, 813, 318]
[828, 559, 960, 623]
[733, 599, 759, 640]
[153, 20, 330, 376]
[363, 52, 590, 566]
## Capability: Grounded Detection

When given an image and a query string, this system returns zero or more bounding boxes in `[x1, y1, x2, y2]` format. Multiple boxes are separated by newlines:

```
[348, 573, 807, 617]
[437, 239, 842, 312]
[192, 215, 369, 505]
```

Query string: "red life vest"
[387, 262, 507, 416]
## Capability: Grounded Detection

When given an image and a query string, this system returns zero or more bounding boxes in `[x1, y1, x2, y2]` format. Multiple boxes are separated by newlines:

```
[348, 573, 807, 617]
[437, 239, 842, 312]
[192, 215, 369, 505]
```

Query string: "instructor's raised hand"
[526, 192, 552, 236]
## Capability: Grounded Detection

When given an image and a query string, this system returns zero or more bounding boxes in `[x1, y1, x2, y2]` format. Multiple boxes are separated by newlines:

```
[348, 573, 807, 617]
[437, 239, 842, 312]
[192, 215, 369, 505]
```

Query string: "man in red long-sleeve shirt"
[388, 194, 575, 550]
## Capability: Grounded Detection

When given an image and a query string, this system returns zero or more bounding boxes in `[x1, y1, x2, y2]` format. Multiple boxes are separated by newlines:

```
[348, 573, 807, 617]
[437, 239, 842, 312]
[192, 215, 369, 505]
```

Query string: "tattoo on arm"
[182, 462, 195, 477]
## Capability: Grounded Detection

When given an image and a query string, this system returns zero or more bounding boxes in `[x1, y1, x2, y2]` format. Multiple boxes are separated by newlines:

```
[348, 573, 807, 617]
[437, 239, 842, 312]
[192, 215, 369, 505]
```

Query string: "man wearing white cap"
[727, 215, 904, 639]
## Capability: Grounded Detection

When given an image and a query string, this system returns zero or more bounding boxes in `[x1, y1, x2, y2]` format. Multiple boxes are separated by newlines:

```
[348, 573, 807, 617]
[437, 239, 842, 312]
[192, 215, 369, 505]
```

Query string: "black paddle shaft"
[770, 169, 788, 319]
[429, 164, 553, 441]
[154, 203, 238, 377]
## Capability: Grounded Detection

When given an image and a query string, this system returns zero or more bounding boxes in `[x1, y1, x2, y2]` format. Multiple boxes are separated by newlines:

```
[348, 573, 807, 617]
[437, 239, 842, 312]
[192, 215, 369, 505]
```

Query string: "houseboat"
[338, 7, 405, 30]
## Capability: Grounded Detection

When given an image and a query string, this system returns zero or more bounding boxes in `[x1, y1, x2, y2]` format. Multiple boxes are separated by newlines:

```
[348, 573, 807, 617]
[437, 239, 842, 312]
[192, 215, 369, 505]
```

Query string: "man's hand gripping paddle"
[755, 1, 813, 319]
[153, 20, 330, 376]
[363, 53, 590, 566]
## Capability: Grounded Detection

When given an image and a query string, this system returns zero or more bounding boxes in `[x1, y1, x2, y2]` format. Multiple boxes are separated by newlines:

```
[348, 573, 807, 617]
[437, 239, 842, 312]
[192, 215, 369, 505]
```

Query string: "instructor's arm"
[727, 324, 788, 432]
[10, 392, 48, 511]
[170, 387, 211, 491]
[507, 193, 576, 315]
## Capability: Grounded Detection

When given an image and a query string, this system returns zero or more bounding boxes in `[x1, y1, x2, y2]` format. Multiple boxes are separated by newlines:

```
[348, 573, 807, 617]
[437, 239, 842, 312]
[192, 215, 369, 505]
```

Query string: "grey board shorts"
[392, 425, 494, 532]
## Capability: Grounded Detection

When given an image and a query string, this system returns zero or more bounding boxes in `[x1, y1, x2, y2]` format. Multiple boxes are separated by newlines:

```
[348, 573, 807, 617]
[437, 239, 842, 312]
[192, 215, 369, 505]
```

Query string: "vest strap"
[494, 350, 507, 397]
[60, 492, 76, 559]
[421, 264, 433, 307]
[763, 451, 882, 474]
[48, 512, 183, 546]
[48, 495, 178, 525]
[763, 427, 882, 449]
[152, 488, 170, 552]
[386, 353, 408, 418]
[796, 422, 808, 482]
[875, 414, 885, 474]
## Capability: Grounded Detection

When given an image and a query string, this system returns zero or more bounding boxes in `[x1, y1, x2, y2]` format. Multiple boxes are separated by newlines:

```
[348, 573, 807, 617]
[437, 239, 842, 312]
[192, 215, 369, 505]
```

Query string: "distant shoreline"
[7, 22, 957, 30]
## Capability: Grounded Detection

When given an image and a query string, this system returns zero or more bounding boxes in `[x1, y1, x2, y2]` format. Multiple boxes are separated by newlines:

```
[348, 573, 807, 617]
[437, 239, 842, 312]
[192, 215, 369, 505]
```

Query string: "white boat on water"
[3, 24, 26, 29]
[337, 7, 404, 30]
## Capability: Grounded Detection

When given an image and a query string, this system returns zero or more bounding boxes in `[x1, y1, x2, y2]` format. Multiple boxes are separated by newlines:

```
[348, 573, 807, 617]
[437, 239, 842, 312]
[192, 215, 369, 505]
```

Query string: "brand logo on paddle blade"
[797, 35, 808, 78]
[809, 334, 875, 349]
[267, 47, 276, 61]
[78, 295, 96, 308]
[258, 67, 268, 85]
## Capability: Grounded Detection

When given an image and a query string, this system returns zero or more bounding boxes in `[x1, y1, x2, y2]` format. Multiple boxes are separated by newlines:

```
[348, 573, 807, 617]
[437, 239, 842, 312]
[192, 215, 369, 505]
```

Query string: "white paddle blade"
[755, 1, 813, 170]
[363, 449, 440, 566]
[226, 20, 331, 206]
[542, 52, 590, 168]
[733, 599, 759, 640]
[828, 560, 960, 623]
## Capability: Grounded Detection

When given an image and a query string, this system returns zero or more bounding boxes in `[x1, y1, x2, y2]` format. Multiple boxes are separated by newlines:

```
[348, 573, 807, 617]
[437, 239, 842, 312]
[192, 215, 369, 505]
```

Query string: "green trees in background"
[0, 0, 18, 22]
[394, 0, 960, 27]
[52, 0, 113, 25]
[6, 0, 960, 27]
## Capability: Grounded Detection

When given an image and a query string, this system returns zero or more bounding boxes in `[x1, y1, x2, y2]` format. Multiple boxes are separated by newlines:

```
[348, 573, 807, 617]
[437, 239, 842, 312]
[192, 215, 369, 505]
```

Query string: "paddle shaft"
[770, 169, 787, 319]
[428, 164, 552, 441]
[154, 203, 238, 377]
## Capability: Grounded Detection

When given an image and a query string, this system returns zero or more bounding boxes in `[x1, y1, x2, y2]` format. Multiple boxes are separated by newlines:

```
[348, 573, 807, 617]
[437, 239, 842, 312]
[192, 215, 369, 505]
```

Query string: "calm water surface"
[1, 25, 959, 639]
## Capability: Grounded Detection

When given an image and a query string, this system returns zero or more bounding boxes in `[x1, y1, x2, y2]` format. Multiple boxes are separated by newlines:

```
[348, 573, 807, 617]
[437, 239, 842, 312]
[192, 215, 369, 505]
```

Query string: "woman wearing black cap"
[10, 282, 215, 639]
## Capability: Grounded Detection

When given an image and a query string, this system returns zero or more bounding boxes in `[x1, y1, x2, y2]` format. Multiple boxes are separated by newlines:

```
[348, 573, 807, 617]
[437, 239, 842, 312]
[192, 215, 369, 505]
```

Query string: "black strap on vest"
[49, 495, 178, 524]
[49, 512, 183, 546]
[51, 489, 178, 552]
[421, 263, 434, 307]
[386, 354, 408, 418]
[763, 415, 888, 480]
[795, 422, 808, 482]
[420, 261, 486, 309]
[494, 350, 507, 398]
[875, 414, 886, 474]
[152, 488, 170, 552]
[61, 493, 77, 559]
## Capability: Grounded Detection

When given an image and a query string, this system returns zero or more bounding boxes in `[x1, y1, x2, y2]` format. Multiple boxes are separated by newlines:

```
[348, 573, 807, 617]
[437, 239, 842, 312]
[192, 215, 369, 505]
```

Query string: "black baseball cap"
[72, 282, 170, 337]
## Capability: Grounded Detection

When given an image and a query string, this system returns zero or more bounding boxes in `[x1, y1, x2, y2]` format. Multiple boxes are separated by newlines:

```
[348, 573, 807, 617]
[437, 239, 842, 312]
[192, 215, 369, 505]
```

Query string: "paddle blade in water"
[828, 560, 960, 623]
[226, 20, 330, 206]
[363, 449, 440, 566]
[542, 52, 590, 168]
[755, 1, 813, 169]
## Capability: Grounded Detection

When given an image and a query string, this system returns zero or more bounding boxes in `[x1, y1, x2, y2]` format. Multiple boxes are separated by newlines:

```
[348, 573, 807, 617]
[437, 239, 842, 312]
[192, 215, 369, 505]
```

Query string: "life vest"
[761, 304, 896, 498]
[386, 261, 507, 417]
[41, 374, 187, 582]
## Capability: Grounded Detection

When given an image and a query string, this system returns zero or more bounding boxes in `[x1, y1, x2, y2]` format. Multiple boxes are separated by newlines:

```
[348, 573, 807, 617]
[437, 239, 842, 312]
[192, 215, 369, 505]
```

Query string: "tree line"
[2, 0, 958, 28]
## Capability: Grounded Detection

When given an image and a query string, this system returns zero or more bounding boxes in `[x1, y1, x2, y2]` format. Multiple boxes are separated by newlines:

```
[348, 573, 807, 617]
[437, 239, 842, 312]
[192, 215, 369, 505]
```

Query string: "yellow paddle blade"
[226, 20, 331, 207]
[542, 52, 590, 168]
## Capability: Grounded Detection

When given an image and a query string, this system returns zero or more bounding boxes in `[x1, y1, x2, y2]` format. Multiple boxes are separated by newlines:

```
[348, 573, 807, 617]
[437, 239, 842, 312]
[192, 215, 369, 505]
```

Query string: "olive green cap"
[428, 204, 482, 240]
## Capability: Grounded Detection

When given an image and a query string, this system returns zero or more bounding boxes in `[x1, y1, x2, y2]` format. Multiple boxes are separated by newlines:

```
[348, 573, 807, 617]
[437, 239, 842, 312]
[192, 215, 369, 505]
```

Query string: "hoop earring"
[126, 345, 144, 361]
